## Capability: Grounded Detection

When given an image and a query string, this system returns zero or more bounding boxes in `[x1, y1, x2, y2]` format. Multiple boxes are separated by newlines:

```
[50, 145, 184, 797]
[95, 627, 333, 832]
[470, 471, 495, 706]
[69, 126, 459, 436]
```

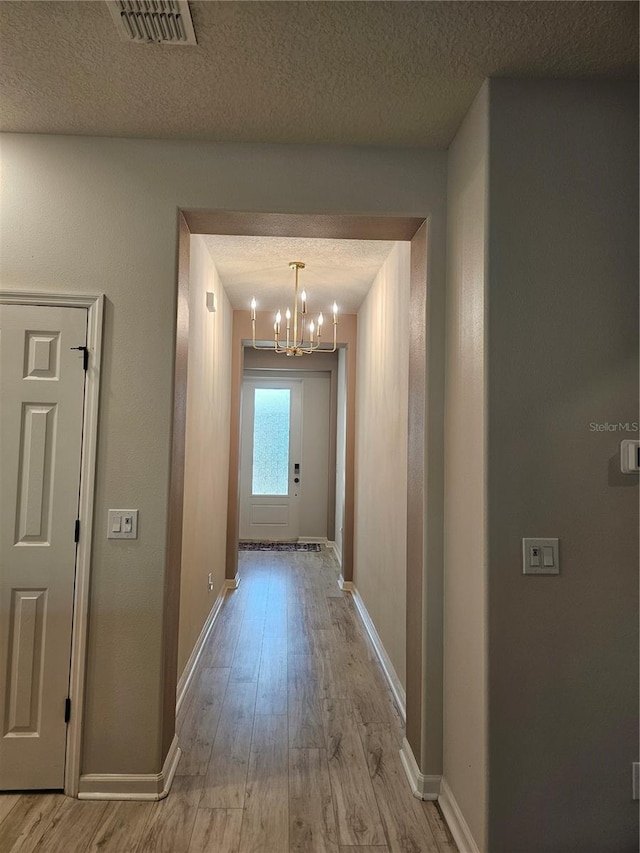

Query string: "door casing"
[170, 210, 441, 794]
[0, 291, 104, 797]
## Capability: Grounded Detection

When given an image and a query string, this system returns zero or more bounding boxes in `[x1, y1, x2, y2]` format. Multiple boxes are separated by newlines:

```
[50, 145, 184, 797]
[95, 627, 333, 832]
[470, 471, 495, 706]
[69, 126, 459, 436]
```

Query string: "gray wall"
[444, 82, 489, 850]
[487, 79, 639, 852]
[0, 134, 447, 775]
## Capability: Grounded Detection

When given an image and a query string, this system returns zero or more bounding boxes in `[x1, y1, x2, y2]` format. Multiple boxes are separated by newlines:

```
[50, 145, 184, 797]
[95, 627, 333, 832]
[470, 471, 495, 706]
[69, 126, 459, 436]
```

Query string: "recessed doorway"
[168, 211, 440, 798]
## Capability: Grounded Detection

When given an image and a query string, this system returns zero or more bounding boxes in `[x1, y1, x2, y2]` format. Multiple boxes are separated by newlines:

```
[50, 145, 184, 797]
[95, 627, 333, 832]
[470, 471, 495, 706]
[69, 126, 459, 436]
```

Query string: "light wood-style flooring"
[0, 547, 456, 853]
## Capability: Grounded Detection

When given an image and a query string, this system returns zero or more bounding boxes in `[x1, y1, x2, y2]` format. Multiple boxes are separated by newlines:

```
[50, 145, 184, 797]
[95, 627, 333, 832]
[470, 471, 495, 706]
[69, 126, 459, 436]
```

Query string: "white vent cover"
[106, 1, 197, 45]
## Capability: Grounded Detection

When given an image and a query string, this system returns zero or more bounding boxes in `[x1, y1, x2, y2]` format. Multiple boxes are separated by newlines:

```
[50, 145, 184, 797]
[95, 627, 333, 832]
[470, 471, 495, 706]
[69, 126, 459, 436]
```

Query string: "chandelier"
[250, 261, 338, 356]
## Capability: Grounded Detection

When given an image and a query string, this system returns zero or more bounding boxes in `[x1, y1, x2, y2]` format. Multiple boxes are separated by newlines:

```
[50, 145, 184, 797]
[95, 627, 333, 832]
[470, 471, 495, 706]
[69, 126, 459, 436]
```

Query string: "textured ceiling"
[202, 235, 397, 313]
[0, 1, 637, 148]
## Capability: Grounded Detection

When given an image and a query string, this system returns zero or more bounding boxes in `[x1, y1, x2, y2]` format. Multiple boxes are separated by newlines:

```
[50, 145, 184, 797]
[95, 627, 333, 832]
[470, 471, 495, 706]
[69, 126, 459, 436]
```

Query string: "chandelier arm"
[302, 325, 337, 353]
[250, 261, 338, 357]
[251, 316, 279, 350]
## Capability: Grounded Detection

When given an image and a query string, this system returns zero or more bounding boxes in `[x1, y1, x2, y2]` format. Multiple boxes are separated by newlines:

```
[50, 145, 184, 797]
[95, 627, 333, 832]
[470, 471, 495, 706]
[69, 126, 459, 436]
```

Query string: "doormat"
[239, 542, 321, 552]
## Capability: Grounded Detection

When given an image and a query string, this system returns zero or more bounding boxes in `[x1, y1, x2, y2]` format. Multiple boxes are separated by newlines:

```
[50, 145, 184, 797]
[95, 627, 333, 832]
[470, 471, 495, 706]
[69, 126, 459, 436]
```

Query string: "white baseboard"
[338, 574, 355, 592]
[439, 776, 481, 853]
[176, 586, 227, 715]
[399, 737, 441, 800]
[326, 540, 342, 566]
[78, 735, 182, 801]
[225, 574, 240, 589]
[297, 536, 328, 544]
[350, 589, 406, 722]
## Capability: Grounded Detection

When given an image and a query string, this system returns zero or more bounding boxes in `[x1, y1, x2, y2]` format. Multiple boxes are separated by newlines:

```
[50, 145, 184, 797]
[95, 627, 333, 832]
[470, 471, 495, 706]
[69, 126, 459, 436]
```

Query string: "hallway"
[0, 548, 455, 853]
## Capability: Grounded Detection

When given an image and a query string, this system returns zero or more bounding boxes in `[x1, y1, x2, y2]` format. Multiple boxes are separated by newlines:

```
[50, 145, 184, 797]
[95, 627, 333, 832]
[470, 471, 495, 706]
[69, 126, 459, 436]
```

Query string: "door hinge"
[65, 697, 71, 723]
[74, 519, 80, 543]
[70, 345, 89, 370]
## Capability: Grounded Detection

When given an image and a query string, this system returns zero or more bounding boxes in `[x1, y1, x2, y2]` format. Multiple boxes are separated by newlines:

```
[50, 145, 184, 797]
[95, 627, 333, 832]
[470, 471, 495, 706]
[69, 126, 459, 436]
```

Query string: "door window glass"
[252, 388, 290, 495]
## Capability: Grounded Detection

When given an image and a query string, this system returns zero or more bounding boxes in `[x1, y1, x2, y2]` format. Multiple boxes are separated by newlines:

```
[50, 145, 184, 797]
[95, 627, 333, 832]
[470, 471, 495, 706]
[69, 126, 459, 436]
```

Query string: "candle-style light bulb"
[285, 308, 291, 321]
[301, 290, 307, 313]
[309, 320, 315, 338]
[318, 312, 323, 327]
[332, 302, 338, 317]
[276, 310, 282, 324]
[251, 297, 257, 319]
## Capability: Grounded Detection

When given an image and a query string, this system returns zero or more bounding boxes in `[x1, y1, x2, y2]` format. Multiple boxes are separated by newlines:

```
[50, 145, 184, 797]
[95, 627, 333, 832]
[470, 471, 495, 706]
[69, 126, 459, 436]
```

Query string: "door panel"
[16, 404, 57, 543]
[239, 380, 301, 541]
[0, 304, 87, 790]
[251, 504, 290, 526]
[6, 588, 47, 734]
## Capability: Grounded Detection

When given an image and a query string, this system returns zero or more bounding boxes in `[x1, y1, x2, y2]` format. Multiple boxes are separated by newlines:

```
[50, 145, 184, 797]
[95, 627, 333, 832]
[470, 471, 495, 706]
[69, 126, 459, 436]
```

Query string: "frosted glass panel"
[252, 388, 290, 495]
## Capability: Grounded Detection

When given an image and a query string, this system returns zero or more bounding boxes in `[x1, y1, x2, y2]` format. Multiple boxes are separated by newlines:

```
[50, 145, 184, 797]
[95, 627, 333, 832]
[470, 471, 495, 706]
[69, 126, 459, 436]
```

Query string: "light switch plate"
[108, 509, 138, 539]
[522, 538, 559, 575]
[620, 439, 640, 473]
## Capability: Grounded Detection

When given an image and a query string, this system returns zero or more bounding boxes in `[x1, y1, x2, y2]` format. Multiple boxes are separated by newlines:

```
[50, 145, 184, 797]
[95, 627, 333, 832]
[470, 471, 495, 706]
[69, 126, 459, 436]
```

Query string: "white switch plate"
[206, 291, 217, 312]
[108, 509, 138, 539]
[620, 440, 640, 473]
[522, 538, 559, 575]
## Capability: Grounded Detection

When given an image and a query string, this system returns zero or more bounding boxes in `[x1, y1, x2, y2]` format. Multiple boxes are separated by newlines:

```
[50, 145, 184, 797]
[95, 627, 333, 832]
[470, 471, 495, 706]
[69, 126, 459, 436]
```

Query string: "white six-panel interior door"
[0, 304, 87, 790]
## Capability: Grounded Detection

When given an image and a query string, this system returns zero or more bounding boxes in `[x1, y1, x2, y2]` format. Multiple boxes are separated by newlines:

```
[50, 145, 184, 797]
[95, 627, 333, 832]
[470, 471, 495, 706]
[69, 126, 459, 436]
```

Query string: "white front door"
[239, 379, 302, 541]
[0, 304, 87, 790]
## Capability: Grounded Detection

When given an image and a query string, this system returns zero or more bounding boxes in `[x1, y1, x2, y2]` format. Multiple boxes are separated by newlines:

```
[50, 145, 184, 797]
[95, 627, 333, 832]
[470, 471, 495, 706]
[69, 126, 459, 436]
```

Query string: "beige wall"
[354, 242, 410, 688]
[444, 83, 489, 850]
[178, 236, 233, 675]
[334, 347, 347, 563]
[0, 133, 446, 776]
[486, 79, 638, 852]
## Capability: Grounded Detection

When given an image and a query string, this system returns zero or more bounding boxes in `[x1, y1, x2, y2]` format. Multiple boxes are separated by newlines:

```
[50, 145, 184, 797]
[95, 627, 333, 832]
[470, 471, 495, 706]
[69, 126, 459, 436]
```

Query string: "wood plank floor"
[0, 547, 456, 853]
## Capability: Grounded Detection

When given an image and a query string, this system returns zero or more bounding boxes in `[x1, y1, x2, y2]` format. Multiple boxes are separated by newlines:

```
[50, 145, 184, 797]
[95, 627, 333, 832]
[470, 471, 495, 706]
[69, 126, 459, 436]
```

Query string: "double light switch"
[108, 509, 138, 539]
[522, 538, 559, 575]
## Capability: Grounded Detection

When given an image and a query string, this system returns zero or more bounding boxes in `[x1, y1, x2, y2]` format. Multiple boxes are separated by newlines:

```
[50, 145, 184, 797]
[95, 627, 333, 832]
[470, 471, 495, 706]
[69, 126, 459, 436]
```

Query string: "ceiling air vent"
[106, 1, 197, 45]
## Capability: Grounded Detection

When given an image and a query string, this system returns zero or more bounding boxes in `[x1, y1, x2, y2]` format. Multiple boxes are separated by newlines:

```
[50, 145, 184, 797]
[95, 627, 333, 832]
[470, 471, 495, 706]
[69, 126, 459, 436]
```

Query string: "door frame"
[239, 377, 303, 542]
[0, 290, 104, 797]
[171, 211, 443, 798]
